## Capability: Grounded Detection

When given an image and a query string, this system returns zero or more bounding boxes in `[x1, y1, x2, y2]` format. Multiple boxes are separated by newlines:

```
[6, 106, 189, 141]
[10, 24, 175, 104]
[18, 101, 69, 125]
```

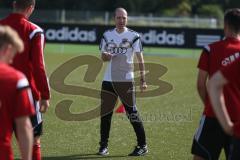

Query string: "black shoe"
[98, 146, 109, 156]
[128, 145, 148, 156]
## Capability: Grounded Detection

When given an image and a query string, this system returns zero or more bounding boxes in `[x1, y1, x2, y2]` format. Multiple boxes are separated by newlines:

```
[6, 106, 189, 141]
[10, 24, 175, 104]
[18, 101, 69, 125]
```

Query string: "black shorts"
[191, 115, 231, 160]
[228, 137, 240, 160]
[30, 100, 43, 137]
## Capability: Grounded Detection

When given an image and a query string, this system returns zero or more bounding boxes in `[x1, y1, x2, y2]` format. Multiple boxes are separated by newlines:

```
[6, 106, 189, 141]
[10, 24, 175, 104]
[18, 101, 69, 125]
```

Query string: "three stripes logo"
[196, 35, 221, 47]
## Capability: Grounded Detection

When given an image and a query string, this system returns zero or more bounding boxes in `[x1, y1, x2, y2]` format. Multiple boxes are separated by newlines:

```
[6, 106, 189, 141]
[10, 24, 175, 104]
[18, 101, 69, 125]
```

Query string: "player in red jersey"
[208, 59, 240, 160]
[0, 25, 35, 160]
[191, 8, 240, 160]
[0, 0, 50, 159]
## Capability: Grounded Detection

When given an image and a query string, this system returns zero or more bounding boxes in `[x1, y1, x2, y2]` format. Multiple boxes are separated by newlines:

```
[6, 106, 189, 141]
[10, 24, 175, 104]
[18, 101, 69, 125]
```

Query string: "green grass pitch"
[13, 44, 225, 159]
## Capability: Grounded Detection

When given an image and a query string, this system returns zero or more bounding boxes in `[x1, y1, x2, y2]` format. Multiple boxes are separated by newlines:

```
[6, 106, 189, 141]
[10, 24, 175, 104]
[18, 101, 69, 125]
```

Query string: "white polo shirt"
[99, 27, 143, 82]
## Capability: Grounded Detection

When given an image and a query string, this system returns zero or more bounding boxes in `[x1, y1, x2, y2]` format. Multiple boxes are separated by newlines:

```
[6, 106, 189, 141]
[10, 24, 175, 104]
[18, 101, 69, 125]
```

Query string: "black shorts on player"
[228, 137, 240, 160]
[30, 100, 43, 137]
[191, 115, 231, 160]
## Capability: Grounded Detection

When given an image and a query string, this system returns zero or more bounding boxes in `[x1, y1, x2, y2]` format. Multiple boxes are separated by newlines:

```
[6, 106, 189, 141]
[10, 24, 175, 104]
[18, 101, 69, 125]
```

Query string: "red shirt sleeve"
[13, 78, 35, 118]
[30, 33, 50, 100]
[221, 59, 240, 86]
[197, 49, 210, 72]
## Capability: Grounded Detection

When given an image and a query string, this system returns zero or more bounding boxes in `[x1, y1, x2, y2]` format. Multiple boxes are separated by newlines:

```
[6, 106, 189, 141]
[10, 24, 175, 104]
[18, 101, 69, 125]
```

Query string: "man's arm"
[15, 116, 33, 160]
[136, 52, 147, 92]
[208, 71, 233, 135]
[197, 69, 208, 104]
[31, 33, 50, 112]
[99, 33, 113, 62]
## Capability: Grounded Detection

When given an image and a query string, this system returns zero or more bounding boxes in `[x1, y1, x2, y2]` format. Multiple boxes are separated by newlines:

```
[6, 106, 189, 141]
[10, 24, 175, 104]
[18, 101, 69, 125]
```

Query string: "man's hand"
[39, 99, 49, 113]
[140, 80, 147, 92]
[101, 52, 115, 61]
[224, 121, 234, 136]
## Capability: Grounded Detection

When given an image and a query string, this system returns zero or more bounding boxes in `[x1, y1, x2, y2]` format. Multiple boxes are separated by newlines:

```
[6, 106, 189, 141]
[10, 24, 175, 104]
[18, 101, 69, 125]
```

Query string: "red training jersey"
[0, 62, 35, 160]
[0, 13, 50, 100]
[221, 59, 240, 122]
[198, 37, 240, 121]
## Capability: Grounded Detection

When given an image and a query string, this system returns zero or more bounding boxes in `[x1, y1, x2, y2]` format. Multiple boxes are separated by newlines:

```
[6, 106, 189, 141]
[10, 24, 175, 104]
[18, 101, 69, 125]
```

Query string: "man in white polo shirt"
[98, 7, 148, 156]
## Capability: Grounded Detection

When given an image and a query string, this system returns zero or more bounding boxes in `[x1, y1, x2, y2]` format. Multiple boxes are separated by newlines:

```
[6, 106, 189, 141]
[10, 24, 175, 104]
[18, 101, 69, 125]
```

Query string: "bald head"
[114, 8, 128, 33]
[114, 8, 128, 17]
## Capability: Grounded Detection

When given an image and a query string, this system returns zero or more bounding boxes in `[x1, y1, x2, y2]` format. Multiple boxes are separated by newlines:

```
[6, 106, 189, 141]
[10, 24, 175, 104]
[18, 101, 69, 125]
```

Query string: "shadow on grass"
[41, 153, 127, 160]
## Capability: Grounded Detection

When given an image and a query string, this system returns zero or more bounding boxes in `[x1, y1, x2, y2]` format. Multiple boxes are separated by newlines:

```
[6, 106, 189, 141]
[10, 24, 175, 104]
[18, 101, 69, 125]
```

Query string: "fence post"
[105, 11, 109, 25]
[61, 9, 66, 23]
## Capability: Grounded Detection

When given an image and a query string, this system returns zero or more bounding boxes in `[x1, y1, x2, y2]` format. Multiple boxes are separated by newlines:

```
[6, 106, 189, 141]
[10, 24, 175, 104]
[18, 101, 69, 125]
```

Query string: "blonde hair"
[0, 25, 24, 53]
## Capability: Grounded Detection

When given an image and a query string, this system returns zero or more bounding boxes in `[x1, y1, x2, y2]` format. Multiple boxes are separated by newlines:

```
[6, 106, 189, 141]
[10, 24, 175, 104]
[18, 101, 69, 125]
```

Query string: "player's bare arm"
[208, 71, 233, 135]
[15, 116, 34, 160]
[136, 52, 147, 92]
[197, 69, 208, 104]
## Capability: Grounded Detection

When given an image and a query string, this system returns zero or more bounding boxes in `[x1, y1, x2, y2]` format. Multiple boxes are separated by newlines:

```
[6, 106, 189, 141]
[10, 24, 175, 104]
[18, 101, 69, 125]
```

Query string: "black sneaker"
[98, 146, 109, 156]
[128, 145, 148, 156]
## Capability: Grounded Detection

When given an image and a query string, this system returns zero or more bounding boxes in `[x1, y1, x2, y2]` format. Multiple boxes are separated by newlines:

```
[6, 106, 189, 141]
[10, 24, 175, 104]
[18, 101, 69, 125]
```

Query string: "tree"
[0, 0, 229, 19]
[196, 4, 224, 19]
